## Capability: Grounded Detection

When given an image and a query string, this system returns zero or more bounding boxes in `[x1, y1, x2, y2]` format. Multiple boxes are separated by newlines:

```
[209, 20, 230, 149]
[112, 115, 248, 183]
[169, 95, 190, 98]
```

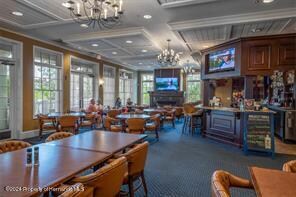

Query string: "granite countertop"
[267, 105, 296, 112]
[195, 105, 276, 114]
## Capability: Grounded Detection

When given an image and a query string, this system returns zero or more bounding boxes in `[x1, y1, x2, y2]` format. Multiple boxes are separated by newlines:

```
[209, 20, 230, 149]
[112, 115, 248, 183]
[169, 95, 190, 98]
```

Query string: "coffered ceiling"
[0, 0, 295, 71]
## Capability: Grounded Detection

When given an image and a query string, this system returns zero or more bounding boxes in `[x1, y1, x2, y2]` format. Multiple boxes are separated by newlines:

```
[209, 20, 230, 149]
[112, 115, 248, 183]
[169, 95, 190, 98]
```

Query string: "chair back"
[135, 109, 144, 114]
[211, 170, 252, 197]
[124, 142, 149, 177]
[107, 109, 121, 118]
[59, 116, 79, 127]
[174, 107, 183, 117]
[150, 111, 161, 116]
[45, 132, 74, 142]
[103, 116, 115, 131]
[151, 114, 161, 128]
[283, 160, 296, 173]
[166, 109, 176, 118]
[126, 118, 146, 134]
[183, 103, 197, 114]
[71, 157, 127, 197]
[0, 140, 31, 154]
[58, 183, 87, 197]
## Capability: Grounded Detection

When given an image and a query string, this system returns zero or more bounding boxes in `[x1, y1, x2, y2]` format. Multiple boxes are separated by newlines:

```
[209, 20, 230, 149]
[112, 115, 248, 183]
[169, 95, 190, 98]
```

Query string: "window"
[103, 65, 115, 107]
[70, 58, 96, 111]
[186, 73, 201, 102]
[119, 71, 133, 106]
[33, 47, 62, 116]
[141, 74, 154, 105]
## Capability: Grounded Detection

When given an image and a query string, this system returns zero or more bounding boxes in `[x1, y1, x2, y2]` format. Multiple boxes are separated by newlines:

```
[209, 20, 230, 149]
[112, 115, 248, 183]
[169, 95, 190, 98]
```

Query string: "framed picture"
[244, 99, 255, 110]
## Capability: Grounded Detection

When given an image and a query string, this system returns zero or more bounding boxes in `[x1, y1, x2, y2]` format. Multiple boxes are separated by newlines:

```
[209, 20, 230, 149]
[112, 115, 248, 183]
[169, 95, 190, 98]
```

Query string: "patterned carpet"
[25, 121, 295, 197]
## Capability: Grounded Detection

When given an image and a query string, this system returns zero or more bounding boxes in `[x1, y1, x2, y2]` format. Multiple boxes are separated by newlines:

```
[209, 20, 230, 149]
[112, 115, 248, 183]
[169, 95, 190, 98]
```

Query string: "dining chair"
[145, 114, 161, 139]
[164, 109, 176, 128]
[57, 183, 93, 197]
[103, 116, 122, 132]
[174, 107, 184, 121]
[211, 170, 253, 197]
[0, 140, 31, 154]
[69, 157, 127, 197]
[126, 118, 146, 134]
[183, 103, 203, 135]
[45, 132, 74, 142]
[58, 115, 79, 134]
[107, 109, 121, 119]
[37, 114, 57, 138]
[282, 160, 296, 173]
[80, 113, 96, 130]
[110, 142, 149, 197]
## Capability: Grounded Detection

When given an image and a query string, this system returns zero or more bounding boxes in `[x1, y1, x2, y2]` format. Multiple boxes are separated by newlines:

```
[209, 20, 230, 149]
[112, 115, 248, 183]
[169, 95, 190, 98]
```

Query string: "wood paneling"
[277, 44, 296, 66]
[248, 45, 271, 70]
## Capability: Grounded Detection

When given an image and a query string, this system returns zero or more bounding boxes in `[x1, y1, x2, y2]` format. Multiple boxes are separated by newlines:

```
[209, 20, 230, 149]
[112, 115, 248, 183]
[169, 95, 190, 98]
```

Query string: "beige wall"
[0, 28, 135, 131]
[214, 79, 232, 107]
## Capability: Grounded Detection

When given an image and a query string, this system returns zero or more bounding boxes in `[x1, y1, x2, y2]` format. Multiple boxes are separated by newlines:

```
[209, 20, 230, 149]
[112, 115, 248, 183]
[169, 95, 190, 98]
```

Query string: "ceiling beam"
[168, 7, 296, 31]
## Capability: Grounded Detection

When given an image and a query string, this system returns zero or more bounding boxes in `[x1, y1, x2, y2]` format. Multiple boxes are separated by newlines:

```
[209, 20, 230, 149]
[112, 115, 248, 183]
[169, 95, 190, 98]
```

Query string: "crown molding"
[160, 0, 219, 9]
[168, 7, 296, 31]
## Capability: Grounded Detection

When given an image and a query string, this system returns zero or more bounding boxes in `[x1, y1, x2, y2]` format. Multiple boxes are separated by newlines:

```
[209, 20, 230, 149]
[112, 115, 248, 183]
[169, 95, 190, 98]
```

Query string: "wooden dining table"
[249, 166, 296, 197]
[48, 130, 147, 154]
[0, 144, 110, 197]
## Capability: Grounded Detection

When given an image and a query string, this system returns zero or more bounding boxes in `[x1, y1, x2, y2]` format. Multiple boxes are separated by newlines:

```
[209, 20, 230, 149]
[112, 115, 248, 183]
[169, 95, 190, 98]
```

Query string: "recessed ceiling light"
[112, 51, 118, 55]
[91, 43, 99, 47]
[262, 0, 274, 3]
[203, 45, 209, 48]
[251, 28, 263, 33]
[141, 49, 147, 53]
[143, 15, 152, 19]
[138, 62, 143, 65]
[126, 40, 133, 44]
[179, 52, 184, 55]
[62, 2, 71, 8]
[80, 24, 88, 28]
[11, 11, 23, 16]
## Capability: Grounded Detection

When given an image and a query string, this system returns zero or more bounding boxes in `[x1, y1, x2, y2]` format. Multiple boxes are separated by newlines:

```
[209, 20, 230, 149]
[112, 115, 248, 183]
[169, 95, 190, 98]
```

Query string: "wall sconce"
[99, 79, 104, 87]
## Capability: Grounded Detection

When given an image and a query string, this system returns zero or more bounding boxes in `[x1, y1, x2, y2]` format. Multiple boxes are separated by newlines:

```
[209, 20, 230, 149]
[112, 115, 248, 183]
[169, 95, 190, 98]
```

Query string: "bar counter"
[196, 106, 275, 147]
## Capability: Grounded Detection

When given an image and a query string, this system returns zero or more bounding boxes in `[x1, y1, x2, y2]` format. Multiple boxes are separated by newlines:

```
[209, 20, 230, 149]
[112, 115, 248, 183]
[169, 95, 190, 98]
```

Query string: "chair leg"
[155, 128, 159, 140]
[39, 128, 43, 138]
[141, 171, 148, 196]
[182, 116, 187, 134]
[128, 177, 134, 197]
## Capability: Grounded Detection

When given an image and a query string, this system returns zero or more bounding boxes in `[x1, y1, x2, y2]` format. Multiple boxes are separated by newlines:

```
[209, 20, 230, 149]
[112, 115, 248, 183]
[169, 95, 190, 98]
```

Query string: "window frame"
[103, 64, 116, 107]
[141, 73, 154, 105]
[32, 46, 63, 118]
[119, 69, 133, 106]
[186, 73, 201, 103]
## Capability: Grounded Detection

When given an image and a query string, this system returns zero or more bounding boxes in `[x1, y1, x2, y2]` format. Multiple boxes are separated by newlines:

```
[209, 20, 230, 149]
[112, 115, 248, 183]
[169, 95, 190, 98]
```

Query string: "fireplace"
[149, 91, 184, 107]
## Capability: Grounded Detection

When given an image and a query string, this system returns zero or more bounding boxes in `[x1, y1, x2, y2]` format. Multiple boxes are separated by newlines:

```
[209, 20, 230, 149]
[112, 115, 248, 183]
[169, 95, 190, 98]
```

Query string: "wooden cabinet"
[276, 43, 296, 67]
[248, 45, 271, 70]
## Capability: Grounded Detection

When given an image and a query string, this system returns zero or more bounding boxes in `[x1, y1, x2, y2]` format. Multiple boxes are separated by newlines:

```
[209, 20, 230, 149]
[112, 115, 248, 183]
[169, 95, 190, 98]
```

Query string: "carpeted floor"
[25, 120, 295, 197]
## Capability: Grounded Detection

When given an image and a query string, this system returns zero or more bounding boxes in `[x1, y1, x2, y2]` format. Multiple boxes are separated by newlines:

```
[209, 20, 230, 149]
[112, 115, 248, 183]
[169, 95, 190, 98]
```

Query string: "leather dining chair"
[211, 170, 253, 197]
[0, 140, 31, 154]
[80, 113, 96, 130]
[103, 116, 122, 132]
[107, 109, 121, 119]
[108, 142, 149, 197]
[126, 118, 146, 134]
[45, 132, 74, 142]
[174, 107, 184, 121]
[164, 109, 176, 128]
[68, 157, 127, 197]
[58, 183, 93, 197]
[58, 115, 79, 134]
[282, 160, 296, 173]
[145, 114, 161, 139]
[37, 114, 57, 138]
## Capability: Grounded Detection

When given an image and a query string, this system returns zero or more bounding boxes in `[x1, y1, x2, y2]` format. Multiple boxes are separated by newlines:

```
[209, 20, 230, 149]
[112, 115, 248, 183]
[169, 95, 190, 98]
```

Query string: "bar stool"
[182, 103, 203, 135]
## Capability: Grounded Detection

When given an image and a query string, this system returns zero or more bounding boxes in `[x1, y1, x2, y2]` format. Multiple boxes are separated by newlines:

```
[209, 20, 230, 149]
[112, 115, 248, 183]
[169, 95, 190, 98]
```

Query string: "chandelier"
[182, 60, 197, 75]
[157, 39, 180, 66]
[63, 0, 124, 29]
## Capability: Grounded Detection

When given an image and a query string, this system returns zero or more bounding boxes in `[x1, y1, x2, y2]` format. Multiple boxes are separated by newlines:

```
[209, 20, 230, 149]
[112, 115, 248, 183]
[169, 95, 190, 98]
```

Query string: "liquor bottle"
[26, 148, 32, 167]
[34, 146, 39, 166]
[264, 135, 271, 149]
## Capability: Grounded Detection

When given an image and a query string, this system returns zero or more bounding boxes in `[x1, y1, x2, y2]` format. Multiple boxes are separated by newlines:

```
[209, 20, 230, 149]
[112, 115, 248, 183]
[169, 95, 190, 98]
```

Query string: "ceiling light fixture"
[112, 51, 117, 55]
[62, 0, 124, 29]
[181, 60, 197, 75]
[11, 11, 23, 16]
[262, 0, 274, 3]
[126, 40, 133, 44]
[138, 62, 143, 65]
[157, 39, 180, 67]
[91, 43, 99, 47]
[143, 15, 152, 19]
[141, 49, 147, 53]
[80, 24, 88, 28]
[251, 28, 263, 33]
[203, 45, 209, 48]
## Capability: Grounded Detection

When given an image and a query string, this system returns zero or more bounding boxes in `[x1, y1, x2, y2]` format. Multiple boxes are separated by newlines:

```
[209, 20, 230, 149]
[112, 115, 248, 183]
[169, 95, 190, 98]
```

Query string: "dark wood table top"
[48, 112, 86, 118]
[249, 167, 296, 197]
[0, 144, 110, 197]
[48, 130, 147, 154]
[116, 114, 151, 120]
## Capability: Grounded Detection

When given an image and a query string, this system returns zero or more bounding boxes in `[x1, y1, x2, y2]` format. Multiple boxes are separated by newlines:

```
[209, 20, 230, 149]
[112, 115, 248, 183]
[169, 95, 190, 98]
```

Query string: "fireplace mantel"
[149, 91, 184, 107]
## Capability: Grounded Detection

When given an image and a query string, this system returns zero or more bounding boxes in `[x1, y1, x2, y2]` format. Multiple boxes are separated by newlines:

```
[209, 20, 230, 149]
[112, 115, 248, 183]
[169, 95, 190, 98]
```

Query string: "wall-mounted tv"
[208, 48, 235, 73]
[155, 77, 179, 91]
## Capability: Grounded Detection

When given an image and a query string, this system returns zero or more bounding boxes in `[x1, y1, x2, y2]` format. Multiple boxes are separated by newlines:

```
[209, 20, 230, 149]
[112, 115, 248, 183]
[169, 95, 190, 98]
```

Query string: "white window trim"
[0, 36, 23, 139]
[103, 64, 116, 106]
[186, 73, 201, 102]
[70, 56, 99, 111]
[141, 73, 154, 105]
[32, 46, 64, 118]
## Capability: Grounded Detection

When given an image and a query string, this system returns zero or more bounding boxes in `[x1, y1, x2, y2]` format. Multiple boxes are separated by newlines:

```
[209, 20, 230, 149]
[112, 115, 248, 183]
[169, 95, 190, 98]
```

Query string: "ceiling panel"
[159, 0, 221, 8]
[72, 39, 115, 51]
[104, 34, 153, 48]
[126, 46, 160, 56]
[0, 0, 56, 26]
[98, 48, 131, 57]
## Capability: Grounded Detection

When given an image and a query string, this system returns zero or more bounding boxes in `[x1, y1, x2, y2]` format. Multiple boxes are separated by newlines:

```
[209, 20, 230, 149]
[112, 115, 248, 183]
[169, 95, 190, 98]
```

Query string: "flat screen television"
[208, 48, 235, 73]
[155, 77, 179, 91]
